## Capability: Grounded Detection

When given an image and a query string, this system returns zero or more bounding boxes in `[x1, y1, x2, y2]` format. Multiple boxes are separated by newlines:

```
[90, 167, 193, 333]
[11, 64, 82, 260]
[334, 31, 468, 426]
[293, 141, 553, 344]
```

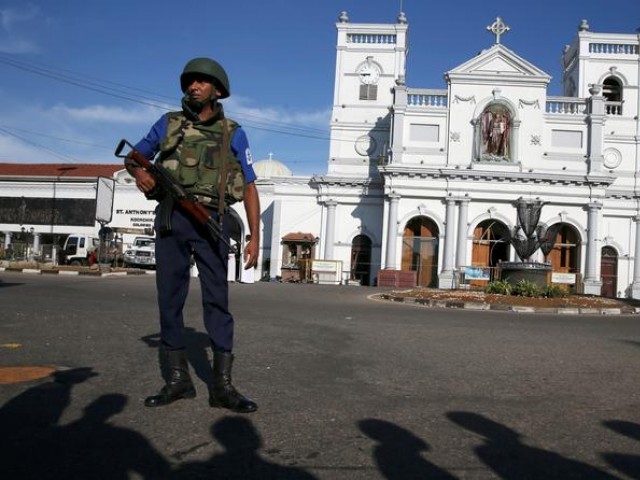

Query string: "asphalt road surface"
[1, 272, 639, 479]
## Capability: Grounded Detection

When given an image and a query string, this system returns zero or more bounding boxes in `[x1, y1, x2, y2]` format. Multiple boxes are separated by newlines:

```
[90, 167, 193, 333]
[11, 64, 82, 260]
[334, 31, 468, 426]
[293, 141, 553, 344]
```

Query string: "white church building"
[1, 12, 639, 298]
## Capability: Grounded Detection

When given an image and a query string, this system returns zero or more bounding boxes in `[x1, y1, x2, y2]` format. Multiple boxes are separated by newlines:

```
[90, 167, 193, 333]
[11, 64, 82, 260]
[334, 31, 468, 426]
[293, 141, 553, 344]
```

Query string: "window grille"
[359, 84, 378, 101]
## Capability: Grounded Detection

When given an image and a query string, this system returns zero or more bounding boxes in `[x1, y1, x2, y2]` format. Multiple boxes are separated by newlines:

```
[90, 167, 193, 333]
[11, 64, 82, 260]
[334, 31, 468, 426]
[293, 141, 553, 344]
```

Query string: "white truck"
[61, 234, 99, 266]
[123, 236, 156, 269]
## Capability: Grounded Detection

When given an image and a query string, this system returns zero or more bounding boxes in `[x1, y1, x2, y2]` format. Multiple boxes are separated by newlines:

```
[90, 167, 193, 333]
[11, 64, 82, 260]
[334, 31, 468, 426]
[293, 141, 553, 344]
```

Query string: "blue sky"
[0, 1, 638, 176]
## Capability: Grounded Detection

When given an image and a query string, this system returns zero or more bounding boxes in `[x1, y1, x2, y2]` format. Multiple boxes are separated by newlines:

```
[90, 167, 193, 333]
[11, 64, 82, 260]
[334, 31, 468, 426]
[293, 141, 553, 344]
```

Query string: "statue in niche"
[480, 104, 511, 161]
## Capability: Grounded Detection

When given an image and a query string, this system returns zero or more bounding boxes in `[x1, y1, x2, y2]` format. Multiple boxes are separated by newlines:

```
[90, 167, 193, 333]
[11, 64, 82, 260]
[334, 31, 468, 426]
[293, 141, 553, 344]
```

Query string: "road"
[1, 272, 639, 479]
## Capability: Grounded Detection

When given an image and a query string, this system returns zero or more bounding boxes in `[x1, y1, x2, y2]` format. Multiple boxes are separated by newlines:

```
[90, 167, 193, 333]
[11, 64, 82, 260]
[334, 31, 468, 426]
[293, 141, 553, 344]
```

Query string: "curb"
[377, 293, 640, 315]
[0, 267, 155, 277]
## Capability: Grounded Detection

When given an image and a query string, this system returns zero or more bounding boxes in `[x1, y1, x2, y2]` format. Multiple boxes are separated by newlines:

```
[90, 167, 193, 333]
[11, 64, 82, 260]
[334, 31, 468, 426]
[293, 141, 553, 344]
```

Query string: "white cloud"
[0, 101, 168, 164]
[0, 4, 41, 54]
[50, 103, 167, 125]
[225, 95, 330, 131]
[0, 95, 331, 169]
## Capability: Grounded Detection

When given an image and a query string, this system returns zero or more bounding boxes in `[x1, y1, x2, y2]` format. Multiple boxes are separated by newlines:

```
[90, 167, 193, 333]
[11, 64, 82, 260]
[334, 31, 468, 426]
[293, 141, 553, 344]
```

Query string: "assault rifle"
[114, 139, 229, 247]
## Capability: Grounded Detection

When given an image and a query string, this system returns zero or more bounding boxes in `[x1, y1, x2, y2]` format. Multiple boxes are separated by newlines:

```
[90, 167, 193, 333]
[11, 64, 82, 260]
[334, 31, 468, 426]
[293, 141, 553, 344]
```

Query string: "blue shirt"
[134, 113, 257, 184]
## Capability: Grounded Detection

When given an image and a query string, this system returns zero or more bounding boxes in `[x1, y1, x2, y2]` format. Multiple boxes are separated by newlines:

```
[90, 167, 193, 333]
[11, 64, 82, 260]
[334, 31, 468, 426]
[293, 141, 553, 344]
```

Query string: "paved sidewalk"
[378, 292, 640, 315]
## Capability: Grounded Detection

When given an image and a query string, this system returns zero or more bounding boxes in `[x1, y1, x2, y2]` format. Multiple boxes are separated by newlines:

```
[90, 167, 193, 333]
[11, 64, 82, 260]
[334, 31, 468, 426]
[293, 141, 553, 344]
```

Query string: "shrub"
[542, 284, 568, 298]
[512, 279, 541, 297]
[485, 280, 512, 296]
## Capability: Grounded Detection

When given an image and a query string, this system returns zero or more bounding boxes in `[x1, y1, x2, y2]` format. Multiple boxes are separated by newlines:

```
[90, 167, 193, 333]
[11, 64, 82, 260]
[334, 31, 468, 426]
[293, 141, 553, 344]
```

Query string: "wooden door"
[600, 246, 617, 298]
[402, 217, 439, 287]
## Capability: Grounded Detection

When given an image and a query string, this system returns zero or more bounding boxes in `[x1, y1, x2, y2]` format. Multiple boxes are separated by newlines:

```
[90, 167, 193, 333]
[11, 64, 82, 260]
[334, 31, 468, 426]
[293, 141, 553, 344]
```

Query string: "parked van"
[61, 234, 99, 266]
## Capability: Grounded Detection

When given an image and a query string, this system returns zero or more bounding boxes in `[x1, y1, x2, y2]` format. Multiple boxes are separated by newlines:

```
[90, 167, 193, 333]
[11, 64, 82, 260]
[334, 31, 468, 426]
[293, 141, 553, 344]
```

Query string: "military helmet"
[180, 57, 230, 98]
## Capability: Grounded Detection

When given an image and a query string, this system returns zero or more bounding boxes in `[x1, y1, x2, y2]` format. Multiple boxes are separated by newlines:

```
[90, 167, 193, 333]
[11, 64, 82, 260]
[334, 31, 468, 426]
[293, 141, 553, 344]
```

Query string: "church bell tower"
[327, 11, 409, 177]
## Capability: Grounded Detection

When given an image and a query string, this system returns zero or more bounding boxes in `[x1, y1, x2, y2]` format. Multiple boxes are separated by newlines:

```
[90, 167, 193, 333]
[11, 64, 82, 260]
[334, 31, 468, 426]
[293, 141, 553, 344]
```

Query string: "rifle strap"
[217, 118, 231, 226]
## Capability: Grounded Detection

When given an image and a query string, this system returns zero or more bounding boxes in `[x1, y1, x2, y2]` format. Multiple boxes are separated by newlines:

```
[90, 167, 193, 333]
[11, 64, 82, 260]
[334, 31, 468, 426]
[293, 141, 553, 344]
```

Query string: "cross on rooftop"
[487, 17, 510, 44]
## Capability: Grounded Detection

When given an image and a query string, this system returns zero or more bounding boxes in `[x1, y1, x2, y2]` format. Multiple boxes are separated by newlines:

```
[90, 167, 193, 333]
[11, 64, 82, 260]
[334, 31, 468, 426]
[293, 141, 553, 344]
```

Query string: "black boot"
[209, 351, 257, 413]
[145, 348, 196, 407]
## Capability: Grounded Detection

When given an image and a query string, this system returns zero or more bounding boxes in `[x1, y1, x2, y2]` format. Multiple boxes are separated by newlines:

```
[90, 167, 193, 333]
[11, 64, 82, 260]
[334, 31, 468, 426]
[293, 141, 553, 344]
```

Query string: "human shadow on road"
[2, 367, 95, 478]
[1, 366, 99, 477]
[173, 416, 318, 479]
[140, 327, 213, 384]
[54, 393, 172, 479]
[601, 420, 640, 479]
[358, 418, 457, 479]
[1, 368, 172, 479]
[447, 411, 620, 479]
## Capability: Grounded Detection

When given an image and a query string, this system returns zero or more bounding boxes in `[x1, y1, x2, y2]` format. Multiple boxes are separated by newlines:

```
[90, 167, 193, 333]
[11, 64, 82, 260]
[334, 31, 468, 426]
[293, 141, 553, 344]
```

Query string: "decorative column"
[32, 233, 41, 257]
[510, 119, 521, 164]
[438, 196, 457, 289]
[455, 197, 470, 268]
[583, 201, 603, 295]
[390, 80, 407, 165]
[4, 232, 11, 249]
[630, 215, 640, 299]
[385, 193, 401, 269]
[269, 199, 283, 280]
[323, 200, 337, 260]
[587, 85, 605, 173]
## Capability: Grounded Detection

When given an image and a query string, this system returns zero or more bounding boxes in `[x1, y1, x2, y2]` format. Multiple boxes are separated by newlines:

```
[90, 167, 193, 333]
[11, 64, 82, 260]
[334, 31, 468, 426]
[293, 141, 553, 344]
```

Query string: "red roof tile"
[282, 232, 317, 242]
[0, 163, 123, 178]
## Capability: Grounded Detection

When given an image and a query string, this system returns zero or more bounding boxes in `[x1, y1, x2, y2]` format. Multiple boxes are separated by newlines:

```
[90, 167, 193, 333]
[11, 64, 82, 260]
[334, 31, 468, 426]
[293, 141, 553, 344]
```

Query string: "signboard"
[312, 260, 342, 285]
[312, 260, 339, 273]
[95, 176, 115, 224]
[463, 266, 491, 281]
[552, 272, 576, 284]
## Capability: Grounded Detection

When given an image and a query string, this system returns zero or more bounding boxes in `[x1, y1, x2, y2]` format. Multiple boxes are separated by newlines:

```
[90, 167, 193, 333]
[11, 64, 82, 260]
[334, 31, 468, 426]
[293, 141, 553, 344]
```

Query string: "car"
[123, 236, 156, 269]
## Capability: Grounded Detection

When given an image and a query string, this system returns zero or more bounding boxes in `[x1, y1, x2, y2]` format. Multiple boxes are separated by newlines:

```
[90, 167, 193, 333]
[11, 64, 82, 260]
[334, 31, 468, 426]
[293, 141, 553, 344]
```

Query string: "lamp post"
[21, 226, 34, 261]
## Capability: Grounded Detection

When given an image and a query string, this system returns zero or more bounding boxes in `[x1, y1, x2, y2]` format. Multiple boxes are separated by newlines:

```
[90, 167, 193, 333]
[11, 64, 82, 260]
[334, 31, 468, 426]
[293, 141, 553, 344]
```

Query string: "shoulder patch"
[245, 148, 253, 165]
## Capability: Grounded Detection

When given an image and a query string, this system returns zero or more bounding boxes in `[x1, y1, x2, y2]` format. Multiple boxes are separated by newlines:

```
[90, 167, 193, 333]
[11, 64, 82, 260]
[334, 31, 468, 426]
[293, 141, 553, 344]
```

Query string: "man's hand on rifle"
[132, 167, 157, 196]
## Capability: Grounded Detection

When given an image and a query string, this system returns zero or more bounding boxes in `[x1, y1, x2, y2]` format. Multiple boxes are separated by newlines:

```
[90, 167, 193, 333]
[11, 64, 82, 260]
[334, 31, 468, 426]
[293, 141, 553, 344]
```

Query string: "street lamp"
[21, 226, 34, 261]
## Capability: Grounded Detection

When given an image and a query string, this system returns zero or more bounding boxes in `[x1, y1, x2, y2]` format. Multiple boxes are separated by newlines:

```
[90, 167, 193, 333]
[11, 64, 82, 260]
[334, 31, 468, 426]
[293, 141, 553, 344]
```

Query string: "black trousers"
[154, 207, 233, 351]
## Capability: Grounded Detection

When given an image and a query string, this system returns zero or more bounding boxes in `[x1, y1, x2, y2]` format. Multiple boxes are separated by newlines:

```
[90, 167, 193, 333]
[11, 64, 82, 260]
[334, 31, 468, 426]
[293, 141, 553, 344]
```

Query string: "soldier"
[127, 58, 260, 413]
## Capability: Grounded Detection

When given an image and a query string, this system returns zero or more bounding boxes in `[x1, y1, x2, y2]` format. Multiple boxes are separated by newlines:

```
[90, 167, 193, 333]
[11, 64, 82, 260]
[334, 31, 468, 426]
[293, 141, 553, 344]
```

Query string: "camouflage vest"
[158, 110, 246, 205]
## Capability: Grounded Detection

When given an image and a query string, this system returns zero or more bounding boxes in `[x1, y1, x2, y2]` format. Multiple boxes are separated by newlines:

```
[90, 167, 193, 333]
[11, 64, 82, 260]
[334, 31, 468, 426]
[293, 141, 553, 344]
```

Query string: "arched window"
[602, 77, 623, 115]
[402, 216, 439, 287]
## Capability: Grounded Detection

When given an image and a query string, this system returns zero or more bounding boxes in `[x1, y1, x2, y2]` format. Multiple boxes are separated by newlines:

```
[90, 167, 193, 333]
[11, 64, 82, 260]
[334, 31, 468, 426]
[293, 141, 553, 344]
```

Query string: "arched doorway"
[601, 246, 618, 298]
[472, 220, 510, 282]
[546, 223, 581, 283]
[350, 234, 372, 286]
[402, 216, 439, 287]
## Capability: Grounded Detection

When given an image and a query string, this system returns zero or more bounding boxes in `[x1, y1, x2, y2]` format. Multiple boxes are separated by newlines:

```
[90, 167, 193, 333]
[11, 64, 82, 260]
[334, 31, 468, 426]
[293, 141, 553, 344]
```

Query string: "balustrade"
[407, 90, 448, 108]
[347, 33, 396, 44]
[605, 101, 623, 115]
[546, 97, 587, 115]
[589, 43, 639, 55]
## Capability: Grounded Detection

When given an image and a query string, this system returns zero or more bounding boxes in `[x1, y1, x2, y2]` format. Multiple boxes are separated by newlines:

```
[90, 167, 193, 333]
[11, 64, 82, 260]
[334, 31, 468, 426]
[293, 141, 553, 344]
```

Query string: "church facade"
[1, 13, 639, 298]
[264, 13, 640, 297]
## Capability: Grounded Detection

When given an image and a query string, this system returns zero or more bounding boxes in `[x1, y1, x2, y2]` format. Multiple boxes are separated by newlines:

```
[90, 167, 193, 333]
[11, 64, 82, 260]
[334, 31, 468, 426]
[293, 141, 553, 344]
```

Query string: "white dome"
[253, 157, 292, 178]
